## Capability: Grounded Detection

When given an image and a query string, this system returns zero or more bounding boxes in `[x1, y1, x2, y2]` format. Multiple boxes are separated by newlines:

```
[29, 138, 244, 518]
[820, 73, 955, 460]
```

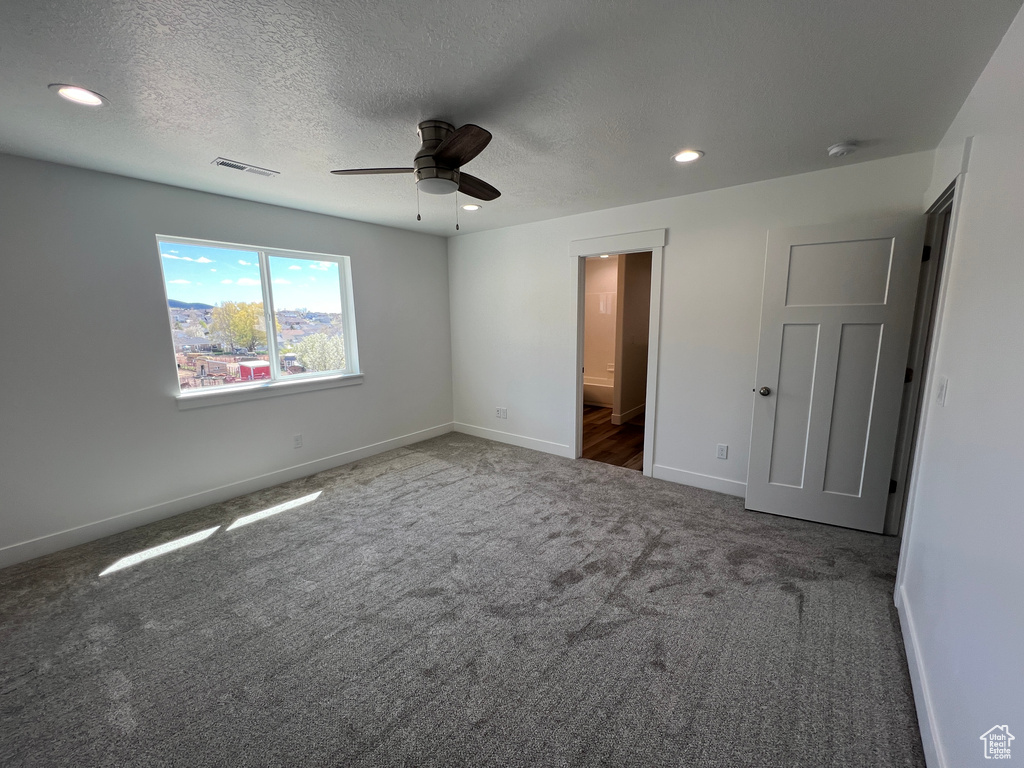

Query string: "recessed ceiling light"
[461, 204, 481, 211]
[599, 254, 610, 259]
[673, 149, 704, 163]
[49, 83, 107, 106]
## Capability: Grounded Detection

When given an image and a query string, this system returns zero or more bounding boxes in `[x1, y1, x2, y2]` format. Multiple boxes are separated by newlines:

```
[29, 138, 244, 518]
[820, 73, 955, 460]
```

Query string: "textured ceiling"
[1, 0, 1021, 236]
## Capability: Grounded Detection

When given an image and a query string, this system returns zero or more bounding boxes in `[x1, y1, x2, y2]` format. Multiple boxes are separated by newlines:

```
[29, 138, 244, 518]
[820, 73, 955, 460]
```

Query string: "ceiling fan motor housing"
[415, 120, 460, 194]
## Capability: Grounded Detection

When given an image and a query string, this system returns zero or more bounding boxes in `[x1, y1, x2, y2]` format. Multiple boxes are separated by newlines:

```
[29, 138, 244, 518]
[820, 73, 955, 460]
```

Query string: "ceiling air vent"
[211, 157, 280, 178]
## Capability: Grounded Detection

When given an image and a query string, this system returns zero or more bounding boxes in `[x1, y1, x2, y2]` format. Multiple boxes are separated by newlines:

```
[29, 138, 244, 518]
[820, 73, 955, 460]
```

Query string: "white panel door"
[746, 217, 925, 532]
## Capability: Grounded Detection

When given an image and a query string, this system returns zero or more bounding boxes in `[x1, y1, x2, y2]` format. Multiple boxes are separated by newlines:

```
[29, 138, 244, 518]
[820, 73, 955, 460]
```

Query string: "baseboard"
[453, 423, 574, 459]
[0, 423, 455, 570]
[895, 585, 946, 768]
[612, 403, 645, 425]
[652, 464, 746, 498]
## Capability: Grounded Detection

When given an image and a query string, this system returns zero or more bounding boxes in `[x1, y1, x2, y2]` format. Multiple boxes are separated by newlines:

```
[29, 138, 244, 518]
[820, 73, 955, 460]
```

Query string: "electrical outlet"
[716, 444, 728, 460]
[496, 407, 502, 419]
[293, 434, 303, 449]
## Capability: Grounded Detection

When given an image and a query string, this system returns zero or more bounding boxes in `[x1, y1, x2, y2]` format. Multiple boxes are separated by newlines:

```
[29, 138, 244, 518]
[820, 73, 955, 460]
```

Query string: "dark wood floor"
[581, 405, 644, 471]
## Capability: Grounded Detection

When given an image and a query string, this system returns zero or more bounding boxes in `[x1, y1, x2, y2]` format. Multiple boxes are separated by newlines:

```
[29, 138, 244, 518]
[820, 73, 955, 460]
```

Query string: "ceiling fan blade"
[330, 168, 413, 175]
[458, 173, 501, 201]
[433, 125, 492, 168]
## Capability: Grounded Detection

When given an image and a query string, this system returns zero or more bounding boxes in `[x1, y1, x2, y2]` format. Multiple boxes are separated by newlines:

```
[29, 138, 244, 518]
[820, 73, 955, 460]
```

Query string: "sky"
[159, 241, 343, 313]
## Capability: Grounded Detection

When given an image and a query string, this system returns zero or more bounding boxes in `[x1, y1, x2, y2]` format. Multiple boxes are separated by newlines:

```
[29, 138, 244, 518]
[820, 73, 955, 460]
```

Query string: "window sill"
[175, 372, 363, 410]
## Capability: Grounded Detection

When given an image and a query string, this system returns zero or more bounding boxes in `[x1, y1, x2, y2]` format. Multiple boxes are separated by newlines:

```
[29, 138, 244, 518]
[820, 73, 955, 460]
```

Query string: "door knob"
[759, 386, 772, 396]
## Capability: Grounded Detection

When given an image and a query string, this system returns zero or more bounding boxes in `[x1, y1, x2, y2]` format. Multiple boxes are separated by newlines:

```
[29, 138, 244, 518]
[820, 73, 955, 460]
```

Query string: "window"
[157, 236, 359, 400]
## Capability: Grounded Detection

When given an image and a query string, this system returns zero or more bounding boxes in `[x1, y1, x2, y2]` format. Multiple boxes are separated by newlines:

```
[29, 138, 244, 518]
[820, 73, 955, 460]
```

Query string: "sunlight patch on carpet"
[225, 491, 322, 531]
[99, 526, 221, 576]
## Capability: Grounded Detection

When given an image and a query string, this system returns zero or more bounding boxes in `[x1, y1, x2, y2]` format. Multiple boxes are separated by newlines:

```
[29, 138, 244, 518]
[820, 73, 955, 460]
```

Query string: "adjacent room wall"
[449, 151, 934, 493]
[612, 251, 651, 424]
[582, 255, 617, 407]
[0, 154, 454, 566]
[896, 5, 1024, 766]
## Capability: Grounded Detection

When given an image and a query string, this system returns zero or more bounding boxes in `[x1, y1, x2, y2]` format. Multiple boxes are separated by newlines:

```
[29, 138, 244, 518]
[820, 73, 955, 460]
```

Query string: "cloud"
[309, 277, 317, 282]
[274, 278, 291, 285]
[163, 253, 214, 263]
[210, 269, 217, 272]
[168, 279, 191, 284]
[221, 279, 234, 284]
[308, 261, 332, 271]
[236, 277, 260, 286]
[288, 265, 302, 270]
[238, 259, 253, 266]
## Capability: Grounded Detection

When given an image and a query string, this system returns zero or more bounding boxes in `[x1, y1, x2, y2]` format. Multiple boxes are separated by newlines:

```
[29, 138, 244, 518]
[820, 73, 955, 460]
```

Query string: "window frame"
[156, 235, 362, 409]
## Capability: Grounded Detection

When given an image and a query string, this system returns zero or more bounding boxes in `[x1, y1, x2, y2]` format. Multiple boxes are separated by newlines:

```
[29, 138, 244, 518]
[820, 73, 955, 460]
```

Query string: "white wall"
[0, 154, 453, 566]
[896, 5, 1024, 766]
[583, 255, 618, 390]
[449, 152, 934, 492]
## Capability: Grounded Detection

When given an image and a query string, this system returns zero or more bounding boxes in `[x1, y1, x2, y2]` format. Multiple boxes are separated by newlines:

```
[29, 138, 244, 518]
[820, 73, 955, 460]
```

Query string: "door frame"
[570, 229, 666, 476]
[895, 176, 962, 581]
[883, 190, 955, 535]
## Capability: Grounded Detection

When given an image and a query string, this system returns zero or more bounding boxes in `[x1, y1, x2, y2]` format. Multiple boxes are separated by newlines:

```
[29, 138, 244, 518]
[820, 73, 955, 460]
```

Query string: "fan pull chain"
[416, 187, 421, 222]
[455, 193, 460, 231]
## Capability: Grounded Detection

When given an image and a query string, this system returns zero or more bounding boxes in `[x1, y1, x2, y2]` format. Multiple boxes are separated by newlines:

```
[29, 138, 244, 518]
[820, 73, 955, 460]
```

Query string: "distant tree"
[210, 301, 266, 352]
[295, 332, 346, 372]
[184, 317, 207, 338]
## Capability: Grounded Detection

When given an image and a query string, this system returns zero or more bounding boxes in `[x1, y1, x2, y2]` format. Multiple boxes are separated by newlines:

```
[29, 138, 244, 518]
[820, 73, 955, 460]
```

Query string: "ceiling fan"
[330, 120, 500, 202]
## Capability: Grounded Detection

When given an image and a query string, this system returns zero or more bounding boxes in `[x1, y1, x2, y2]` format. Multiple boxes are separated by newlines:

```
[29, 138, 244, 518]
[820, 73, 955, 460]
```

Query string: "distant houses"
[166, 303, 339, 389]
[166, 304, 342, 356]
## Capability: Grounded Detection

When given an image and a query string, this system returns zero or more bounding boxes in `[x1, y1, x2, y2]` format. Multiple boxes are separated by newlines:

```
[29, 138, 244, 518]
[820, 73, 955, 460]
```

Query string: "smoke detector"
[827, 141, 859, 158]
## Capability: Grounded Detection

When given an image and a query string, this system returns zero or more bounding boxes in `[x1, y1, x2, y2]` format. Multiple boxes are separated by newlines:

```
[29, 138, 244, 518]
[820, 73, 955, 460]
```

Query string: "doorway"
[570, 228, 665, 476]
[580, 251, 653, 470]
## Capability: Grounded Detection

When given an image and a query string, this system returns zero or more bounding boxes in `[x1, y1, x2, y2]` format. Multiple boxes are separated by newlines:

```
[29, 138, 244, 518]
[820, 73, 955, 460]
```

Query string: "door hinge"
[889, 479, 898, 494]
[922, 245, 932, 262]
[905, 367, 914, 383]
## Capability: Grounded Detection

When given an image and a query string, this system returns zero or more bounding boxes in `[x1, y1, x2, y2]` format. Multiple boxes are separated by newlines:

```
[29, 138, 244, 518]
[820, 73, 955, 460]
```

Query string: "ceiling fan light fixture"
[461, 204, 481, 211]
[49, 83, 107, 106]
[416, 176, 459, 195]
[673, 149, 704, 163]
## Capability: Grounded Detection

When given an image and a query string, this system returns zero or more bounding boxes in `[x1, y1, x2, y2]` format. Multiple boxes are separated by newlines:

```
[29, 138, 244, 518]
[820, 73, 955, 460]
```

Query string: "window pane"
[268, 256, 347, 376]
[159, 241, 269, 392]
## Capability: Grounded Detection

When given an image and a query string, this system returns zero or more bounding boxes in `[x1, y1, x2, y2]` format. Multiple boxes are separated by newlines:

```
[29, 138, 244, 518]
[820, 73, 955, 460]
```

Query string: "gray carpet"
[0, 433, 924, 767]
